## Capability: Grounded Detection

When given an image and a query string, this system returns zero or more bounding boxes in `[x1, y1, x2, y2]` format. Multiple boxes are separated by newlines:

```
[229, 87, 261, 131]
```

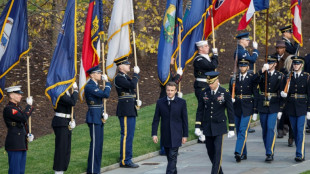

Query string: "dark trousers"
[278, 112, 294, 139]
[87, 123, 104, 174]
[7, 150, 26, 174]
[205, 135, 224, 174]
[119, 116, 136, 165]
[289, 116, 306, 158]
[53, 126, 72, 171]
[164, 147, 179, 174]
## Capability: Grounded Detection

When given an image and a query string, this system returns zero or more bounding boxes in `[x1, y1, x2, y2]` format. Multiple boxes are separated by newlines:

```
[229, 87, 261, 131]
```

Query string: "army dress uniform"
[229, 59, 259, 162]
[3, 86, 34, 174]
[280, 26, 299, 55]
[256, 56, 284, 161]
[85, 66, 112, 174]
[195, 72, 234, 174]
[281, 56, 310, 162]
[52, 90, 78, 172]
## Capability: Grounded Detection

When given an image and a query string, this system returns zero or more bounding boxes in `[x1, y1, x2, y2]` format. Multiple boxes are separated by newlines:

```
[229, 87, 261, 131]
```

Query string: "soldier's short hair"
[166, 82, 178, 90]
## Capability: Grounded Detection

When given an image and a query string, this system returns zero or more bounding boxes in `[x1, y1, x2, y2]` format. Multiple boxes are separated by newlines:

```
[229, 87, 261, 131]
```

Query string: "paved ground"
[101, 125, 310, 174]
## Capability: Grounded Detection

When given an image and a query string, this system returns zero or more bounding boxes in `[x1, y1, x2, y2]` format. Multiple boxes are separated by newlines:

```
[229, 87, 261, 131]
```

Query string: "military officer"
[85, 65, 111, 174]
[114, 57, 142, 168]
[229, 58, 258, 162]
[280, 25, 299, 55]
[193, 40, 218, 100]
[280, 56, 310, 162]
[52, 82, 78, 174]
[234, 32, 259, 71]
[195, 71, 235, 174]
[3, 85, 34, 174]
[256, 55, 284, 162]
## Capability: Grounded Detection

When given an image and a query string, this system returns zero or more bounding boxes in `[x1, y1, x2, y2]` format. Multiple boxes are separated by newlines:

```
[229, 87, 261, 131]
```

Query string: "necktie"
[168, 100, 171, 106]
[212, 91, 215, 95]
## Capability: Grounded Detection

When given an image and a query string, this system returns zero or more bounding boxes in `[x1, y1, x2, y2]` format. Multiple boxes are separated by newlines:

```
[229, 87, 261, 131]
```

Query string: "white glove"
[134, 66, 140, 74]
[212, 48, 218, 55]
[228, 131, 235, 138]
[232, 98, 235, 103]
[27, 133, 34, 142]
[101, 74, 109, 82]
[72, 82, 78, 89]
[178, 92, 183, 98]
[262, 63, 269, 72]
[177, 67, 183, 76]
[277, 112, 282, 120]
[280, 91, 288, 98]
[69, 120, 76, 129]
[252, 113, 258, 121]
[136, 100, 142, 107]
[26, 96, 33, 105]
[307, 112, 310, 120]
[195, 128, 202, 136]
[199, 134, 205, 142]
[102, 113, 109, 120]
[253, 41, 258, 49]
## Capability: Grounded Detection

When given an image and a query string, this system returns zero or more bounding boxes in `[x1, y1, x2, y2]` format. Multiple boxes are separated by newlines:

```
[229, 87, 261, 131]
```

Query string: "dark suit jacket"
[152, 97, 188, 148]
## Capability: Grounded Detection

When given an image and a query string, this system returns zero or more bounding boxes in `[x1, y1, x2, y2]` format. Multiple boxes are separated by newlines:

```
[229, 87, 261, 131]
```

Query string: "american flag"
[291, 0, 302, 46]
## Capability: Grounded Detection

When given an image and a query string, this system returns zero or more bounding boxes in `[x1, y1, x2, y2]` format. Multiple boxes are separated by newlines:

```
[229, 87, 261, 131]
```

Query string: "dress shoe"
[265, 155, 274, 162]
[235, 154, 241, 162]
[306, 129, 310, 134]
[277, 130, 284, 138]
[288, 138, 294, 147]
[248, 128, 255, 133]
[240, 154, 247, 160]
[295, 157, 305, 162]
[120, 162, 139, 168]
[197, 139, 205, 144]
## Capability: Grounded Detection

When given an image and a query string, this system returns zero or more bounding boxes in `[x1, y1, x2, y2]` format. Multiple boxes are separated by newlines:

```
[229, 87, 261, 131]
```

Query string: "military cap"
[5, 85, 23, 94]
[195, 40, 208, 47]
[236, 32, 250, 40]
[238, 58, 250, 67]
[267, 55, 278, 64]
[114, 57, 131, 66]
[205, 71, 220, 84]
[291, 56, 304, 65]
[86, 65, 102, 74]
[276, 40, 286, 48]
[279, 25, 293, 33]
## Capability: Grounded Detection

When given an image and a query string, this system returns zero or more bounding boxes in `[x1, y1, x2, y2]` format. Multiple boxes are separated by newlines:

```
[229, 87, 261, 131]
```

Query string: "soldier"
[229, 59, 258, 162]
[280, 56, 310, 162]
[256, 55, 284, 162]
[280, 25, 299, 55]
[195, 71, 235, 174]
[273, 40, 289, 72]
[3, 85, 34, 174]
[193, 40, 218, 100]
[234, 32, 259, 71]
[52, 82, 78, 174]
[84, 65, 111, 174]
[114, 57, 142, 168]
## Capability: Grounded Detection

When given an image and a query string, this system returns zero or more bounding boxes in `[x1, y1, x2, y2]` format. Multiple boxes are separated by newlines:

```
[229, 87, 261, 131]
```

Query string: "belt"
[8, 122, 22, 127]
[196, 78, 207, 82]
[87, 104, 103, 108]
[55, 112, 71, 118]
[290, 94, 307, 99]
[236, 95, 252, 99]
[119, 95, 136, 99]
[260, 93, 278, 97]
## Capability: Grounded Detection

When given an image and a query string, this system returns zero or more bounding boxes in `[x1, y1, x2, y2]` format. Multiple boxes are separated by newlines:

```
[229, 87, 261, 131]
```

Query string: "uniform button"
[240, 86, 242, 88]
[211, 116, 212, 118]
[18, 133, 20, 135]
[211, 102, 213, 104]
[211, 107, 213, 109]
[211, 111, 213, 113]
[295, 85, 297, 87]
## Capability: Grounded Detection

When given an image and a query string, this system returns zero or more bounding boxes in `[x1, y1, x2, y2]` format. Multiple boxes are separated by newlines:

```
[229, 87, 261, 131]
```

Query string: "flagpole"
[101, 34, 107, 123]
[211, 8, 216, 49]
[27, 56, 31, 134]
[178, 26, 182, 93]
[132, 30, 140, 104]
[253, 12, 256, 74]
[264, 9, 269, 99]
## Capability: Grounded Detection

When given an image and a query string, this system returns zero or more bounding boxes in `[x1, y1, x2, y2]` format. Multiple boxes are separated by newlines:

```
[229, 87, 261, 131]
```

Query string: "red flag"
[205, 0, 249, 38]
[291, 0, 302, 46]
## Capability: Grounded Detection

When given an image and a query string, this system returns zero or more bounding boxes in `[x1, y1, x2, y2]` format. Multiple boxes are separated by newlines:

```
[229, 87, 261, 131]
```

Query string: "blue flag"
[0, 0, 29, 102]
[178, 0, 212, 70]
[157, 0, 183, 85]
[45, 0, 77, 109]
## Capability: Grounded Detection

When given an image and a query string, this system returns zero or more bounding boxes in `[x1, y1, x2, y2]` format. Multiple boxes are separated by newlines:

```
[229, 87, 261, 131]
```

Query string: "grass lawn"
[0, 92, 200, 174]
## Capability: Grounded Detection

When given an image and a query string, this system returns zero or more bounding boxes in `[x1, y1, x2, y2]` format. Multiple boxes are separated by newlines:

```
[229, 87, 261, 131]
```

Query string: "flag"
[237, 0, 269, 30]
[204, 0, 249, 38]
[79, 0, 104, 101]
[106, 0, 134, 80]
[291, 0, 302, 46]
[45, 0, 77, 109]
[178, 0, 212, 70]
[157, 0, 183, 86]
[0, 0, 29, 103]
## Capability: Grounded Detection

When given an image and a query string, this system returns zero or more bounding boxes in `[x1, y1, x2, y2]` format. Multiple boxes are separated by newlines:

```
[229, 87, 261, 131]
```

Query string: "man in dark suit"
[85, 66, 111, 174]
[114, 57, 141, 168]
[3, 85, 34, 174]
[152, 81, 188, 174]
[195, 71, 235, 174]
